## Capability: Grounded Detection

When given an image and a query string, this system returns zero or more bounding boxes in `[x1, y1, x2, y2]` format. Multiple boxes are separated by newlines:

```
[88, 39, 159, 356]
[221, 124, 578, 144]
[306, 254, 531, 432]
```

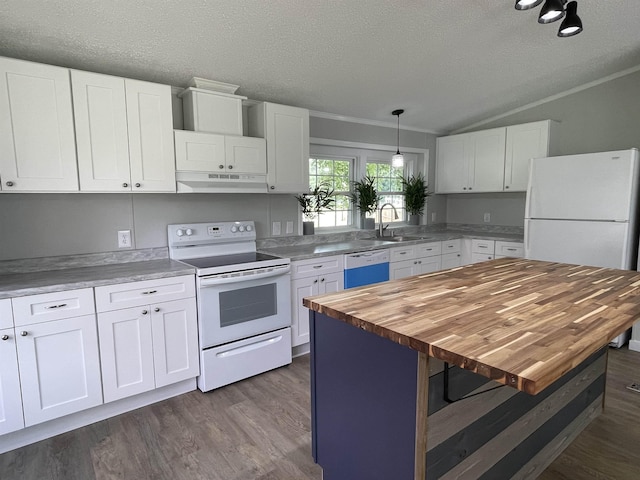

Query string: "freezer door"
[524, 219, 632, 269]
[525, 150, 639, 221]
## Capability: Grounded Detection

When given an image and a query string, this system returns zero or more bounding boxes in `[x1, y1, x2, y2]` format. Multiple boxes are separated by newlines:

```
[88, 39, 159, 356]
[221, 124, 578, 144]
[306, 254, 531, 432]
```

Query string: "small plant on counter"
[295, 183, 335, 221]
[401, 172, 430, 218]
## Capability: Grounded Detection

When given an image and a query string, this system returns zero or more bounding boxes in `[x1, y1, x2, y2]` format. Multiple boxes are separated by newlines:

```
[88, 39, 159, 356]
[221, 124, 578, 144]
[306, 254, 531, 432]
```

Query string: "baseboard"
[629, 339, 640, 352]
[293, 343, 310, 357]
[0, 378, 196, 455]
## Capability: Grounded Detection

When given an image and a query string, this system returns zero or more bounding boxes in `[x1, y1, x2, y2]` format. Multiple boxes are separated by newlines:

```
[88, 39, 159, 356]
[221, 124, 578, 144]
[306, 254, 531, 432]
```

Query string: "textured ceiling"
[1, 1, 639, 133]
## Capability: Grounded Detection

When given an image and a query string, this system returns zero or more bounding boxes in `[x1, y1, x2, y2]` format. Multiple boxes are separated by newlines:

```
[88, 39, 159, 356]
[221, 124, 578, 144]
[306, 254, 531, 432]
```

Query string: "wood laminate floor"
[1, 348, 639, 479]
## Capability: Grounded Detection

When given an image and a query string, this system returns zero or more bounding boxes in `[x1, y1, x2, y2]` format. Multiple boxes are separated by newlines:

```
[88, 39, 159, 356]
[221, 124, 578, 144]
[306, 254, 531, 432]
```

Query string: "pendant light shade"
[558, 1, 582, 37]
[538, 0, 566, 24]
[391, 109, 404, 168]
[515, 0, 543, 10]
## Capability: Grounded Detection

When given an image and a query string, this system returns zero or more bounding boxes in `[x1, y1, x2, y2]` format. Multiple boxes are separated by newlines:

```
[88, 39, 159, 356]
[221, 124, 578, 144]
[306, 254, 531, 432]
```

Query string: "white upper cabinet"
[248, 102, 309, 193]
[436, 121, 555, 194]
[503, 120, 555, 192]
[71, 70, 131, 191]
[436, 128, 505, 193]
[0, 57, 78, 192]
[73, 70, 176, 192]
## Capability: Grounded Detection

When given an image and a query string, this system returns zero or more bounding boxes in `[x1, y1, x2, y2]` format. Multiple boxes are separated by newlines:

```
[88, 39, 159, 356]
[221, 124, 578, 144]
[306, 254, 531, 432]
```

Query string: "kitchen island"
[304, 258, 640, 480]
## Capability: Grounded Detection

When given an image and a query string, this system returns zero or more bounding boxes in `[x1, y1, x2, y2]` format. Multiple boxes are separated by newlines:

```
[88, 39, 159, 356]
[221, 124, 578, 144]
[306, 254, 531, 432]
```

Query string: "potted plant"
[295, 183, 334, 235]
[350, 175, 380, 229]
[401, 173, 430, 225]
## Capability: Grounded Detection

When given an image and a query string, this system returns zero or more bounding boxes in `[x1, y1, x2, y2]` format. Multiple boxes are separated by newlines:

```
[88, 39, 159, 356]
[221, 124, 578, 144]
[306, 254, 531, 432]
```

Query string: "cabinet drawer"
[292, 255, 343, 278]
[495, 241, 524, 258]
[0, 298, 13, 329]
[471, 239, 495, 254]
[441, 239, 461, 254]
[390, 245, 416, 263]
[95, 275, 195, 312]
[415, 242, 442, 258]
[471, 252, 494, 264]
[12, 288, 95, 327]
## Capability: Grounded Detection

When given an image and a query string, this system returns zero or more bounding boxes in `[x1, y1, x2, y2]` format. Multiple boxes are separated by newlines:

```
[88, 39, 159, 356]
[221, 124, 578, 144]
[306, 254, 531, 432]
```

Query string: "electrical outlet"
[286, 221, 294, 234]
[483, 212, 491, 223]
[272, 221, 281, 236]
[118, 230, 132, 248]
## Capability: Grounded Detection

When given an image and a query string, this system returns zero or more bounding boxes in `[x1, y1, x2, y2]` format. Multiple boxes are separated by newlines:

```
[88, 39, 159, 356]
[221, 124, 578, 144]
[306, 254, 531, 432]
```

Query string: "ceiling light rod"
[392, 109, 404, 168]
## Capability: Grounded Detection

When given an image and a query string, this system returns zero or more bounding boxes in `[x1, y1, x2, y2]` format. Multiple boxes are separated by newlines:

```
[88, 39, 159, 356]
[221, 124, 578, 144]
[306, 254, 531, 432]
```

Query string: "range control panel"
[168, 221, 256, 246]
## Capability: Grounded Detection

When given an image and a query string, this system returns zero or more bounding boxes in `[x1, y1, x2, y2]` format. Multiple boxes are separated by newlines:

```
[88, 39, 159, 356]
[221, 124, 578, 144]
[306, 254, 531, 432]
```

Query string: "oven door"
[197, 265, 291, 348]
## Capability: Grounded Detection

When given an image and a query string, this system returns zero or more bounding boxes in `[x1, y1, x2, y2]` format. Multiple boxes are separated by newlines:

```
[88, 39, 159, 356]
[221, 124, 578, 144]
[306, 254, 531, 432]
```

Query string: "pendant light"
[391, 109, 404, 168]
[558, 1, 582, 37]
[514, 0, 543, 10]
[538, 0, 566, 24]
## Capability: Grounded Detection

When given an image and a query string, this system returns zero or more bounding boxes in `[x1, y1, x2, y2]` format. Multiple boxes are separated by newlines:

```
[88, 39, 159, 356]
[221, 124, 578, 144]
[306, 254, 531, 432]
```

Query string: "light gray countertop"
[259, 230, 524, 261]
[0, 259, 194, 299]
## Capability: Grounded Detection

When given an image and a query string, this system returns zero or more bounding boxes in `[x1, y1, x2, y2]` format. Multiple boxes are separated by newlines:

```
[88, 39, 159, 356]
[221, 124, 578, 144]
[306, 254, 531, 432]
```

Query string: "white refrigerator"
[524, 148, 640, 347]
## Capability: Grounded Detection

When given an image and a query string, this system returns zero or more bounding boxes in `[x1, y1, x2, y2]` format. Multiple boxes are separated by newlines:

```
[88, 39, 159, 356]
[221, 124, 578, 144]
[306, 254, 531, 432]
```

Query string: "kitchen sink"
[359, 235, 436, 243]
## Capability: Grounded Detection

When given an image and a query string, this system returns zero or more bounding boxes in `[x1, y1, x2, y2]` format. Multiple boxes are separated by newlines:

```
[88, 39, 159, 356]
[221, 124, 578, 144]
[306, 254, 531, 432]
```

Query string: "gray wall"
[0, 118, 433, 261]
[443, 69, 640, 227]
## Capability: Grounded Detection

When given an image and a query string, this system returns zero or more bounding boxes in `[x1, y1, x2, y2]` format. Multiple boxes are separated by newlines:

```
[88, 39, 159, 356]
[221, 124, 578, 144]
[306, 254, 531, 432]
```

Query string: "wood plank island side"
[306, 258, 637, 480]
[303, 258, 640, 395]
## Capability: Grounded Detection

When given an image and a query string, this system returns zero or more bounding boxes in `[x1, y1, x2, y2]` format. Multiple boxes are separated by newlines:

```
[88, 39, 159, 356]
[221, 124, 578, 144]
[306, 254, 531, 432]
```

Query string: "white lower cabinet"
[495, 240, 524, 259]
[0, 327, 24, 435]
[16, 314, 103, 426]
[441, 239, 463, 269]
[291, 256, 343, 347]
[95, 277, 199, 403]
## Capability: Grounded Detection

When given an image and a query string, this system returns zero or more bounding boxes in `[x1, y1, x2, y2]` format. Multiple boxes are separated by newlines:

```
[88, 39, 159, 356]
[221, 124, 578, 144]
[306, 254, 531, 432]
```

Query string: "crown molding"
[453, 63, 640, 134]
[309, 110, 442, 135]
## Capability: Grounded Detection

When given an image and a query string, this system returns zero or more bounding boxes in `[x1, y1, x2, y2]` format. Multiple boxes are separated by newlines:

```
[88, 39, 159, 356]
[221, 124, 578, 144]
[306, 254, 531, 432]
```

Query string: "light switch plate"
[272, 221, 281, 236]
[286, 221, 294, 234]
[483, 212, 491, 223]
[118, 230, 132, 248]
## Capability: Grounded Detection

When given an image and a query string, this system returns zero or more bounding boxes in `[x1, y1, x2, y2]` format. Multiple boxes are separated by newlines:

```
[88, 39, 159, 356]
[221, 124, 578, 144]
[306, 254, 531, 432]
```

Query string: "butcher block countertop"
[303, 258, 640, 395]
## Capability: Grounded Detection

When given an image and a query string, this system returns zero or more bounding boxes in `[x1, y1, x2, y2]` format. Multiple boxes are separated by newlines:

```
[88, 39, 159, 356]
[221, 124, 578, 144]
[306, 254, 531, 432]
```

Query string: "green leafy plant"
[350, 175, 380, 215]
[401, 173, 430, 216]
[295, 183, 335, 220]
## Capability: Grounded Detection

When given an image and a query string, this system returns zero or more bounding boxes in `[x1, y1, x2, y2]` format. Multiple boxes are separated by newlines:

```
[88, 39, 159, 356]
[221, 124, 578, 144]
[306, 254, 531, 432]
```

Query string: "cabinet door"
[435, 134, 469, 193]
[0, 328, 24, 435]
[98, 307, 155, 403]
[319, 271, 343, 295]
[225, 135, 267, 174]
[264, 103, 309, 193]
[441, 252, 462, 269]
[470, 252, 494, 264]
[390, 259, 419, 280]
[417, 256, 442, 274]
[174, 130, 226, 172]
[71, 70, 132, 192]
[504, 121, 550, 192]
[125, 79, 175, 192]
[16, 314, 102, 426]
[469, 128, 506, 192]
[151, 298, 199, 388]
[291, 276, 318, 347]
[0, 57, 78, 192]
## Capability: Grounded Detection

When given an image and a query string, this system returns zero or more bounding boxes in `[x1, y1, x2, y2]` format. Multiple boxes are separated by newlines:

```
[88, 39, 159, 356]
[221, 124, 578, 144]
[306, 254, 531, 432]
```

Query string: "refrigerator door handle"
[525, 186, 533, 219]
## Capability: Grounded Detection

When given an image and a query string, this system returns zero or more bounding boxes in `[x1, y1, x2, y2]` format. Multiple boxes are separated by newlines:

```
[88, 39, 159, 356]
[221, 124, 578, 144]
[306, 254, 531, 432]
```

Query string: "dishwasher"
[343, 249, 390, 289]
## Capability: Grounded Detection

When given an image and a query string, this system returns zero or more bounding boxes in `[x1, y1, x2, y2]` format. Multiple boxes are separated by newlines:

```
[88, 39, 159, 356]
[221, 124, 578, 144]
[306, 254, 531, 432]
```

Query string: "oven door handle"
[199, 265, 291, 286]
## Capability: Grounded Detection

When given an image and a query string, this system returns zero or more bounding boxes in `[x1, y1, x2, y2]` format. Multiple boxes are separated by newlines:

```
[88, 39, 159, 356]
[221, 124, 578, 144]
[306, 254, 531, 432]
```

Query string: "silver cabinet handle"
[154, 307, 160, 312]
[507, 248, 517, 251]
[6, 181, 14, 187]
[478, 245, 487, 249]
[313, 265, 323, 269]
[45, 303, 67, 310]
[122, 182, 129, 188]
[1, 334, 9, 341]
[219, 165, 225, 169]
[141, 290, 157, 295]
[228, 165, 233, 170]
[314, 279, 318, 283]
[469, 187, 472, 190]
[270, 186, 275, 190]
[505, 185, 510, 189]
[135, 183, 141, 188]
[142, 310, 148, 315]
[399, 252, 407, 255]
[320, 278, 325, 282]
[20, 331, 28, 336]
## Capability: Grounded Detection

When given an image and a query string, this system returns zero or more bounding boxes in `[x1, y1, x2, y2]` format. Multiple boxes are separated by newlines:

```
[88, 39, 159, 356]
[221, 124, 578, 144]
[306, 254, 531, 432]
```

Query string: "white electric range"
[168, 221, 292, 391]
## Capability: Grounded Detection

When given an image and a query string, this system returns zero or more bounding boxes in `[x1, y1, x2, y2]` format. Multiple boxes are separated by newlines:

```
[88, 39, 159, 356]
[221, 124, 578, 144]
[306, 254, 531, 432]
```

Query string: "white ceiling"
[1, 1, 639, 133]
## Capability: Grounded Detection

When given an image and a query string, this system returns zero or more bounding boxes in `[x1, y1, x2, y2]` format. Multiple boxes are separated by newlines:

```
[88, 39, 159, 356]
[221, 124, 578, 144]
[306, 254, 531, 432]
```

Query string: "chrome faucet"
[378, 203, 398, 237]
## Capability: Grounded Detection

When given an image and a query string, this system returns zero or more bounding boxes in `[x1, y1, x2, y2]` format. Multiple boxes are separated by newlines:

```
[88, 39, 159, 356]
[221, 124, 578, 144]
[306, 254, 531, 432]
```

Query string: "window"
[366, 160, 405, 224]
[308, 156, 353, 228]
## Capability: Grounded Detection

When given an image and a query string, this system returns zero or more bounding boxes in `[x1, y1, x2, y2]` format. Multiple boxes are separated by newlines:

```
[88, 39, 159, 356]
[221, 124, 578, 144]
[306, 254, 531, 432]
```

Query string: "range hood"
[176, 171, 268, 193]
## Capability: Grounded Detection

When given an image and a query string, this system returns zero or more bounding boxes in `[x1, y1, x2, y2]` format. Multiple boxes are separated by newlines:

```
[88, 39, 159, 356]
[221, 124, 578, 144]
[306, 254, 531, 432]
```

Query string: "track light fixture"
[515, 0, 583, 37]
[391, 109, 404, 168]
